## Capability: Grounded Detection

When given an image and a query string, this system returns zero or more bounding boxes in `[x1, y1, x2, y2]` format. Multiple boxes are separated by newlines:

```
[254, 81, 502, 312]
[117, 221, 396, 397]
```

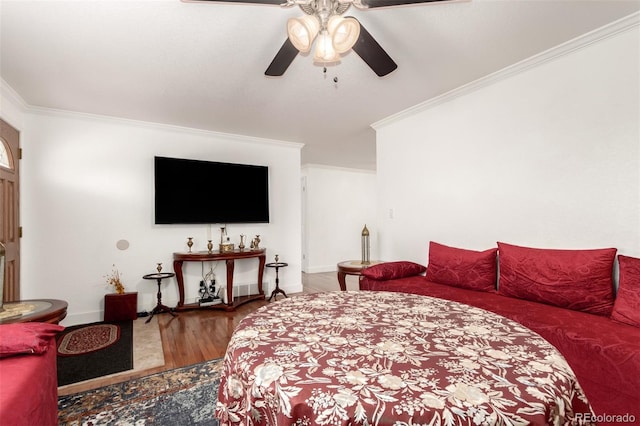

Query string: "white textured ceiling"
[2, 0, 639, 169]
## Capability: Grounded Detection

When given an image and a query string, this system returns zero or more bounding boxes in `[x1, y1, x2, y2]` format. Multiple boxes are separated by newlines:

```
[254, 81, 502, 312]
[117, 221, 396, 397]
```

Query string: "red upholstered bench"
[0, 322, 64, 426]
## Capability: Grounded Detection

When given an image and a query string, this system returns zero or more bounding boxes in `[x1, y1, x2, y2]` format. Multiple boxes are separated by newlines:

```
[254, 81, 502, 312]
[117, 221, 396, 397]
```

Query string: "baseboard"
[304, 265, 337, 274]
[62, 281, 305, 326]
[264, 278, 303, 295]
[62, 311, 103, 327]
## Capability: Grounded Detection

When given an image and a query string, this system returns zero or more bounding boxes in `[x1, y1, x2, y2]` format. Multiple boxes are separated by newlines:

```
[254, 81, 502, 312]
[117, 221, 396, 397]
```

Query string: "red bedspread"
[360, 277, 640, 424]
[216, 291, 594, 425]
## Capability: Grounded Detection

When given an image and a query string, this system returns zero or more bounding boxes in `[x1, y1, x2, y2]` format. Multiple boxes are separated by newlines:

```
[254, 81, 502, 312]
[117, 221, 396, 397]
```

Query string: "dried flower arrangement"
[105, 264, 125, 294]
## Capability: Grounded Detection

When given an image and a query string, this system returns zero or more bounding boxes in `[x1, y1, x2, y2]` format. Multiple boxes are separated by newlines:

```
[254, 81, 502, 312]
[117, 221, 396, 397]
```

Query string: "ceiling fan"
[189, 0, 452, 77]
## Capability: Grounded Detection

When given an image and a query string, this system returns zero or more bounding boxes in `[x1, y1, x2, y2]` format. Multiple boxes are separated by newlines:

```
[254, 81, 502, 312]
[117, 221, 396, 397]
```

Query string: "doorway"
[0, 118, 20, 301]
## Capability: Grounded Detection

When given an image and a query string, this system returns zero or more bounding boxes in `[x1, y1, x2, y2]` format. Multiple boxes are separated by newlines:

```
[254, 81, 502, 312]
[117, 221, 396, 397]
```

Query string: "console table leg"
[226, 259, 235, 307]
[173, 260, 186, 308]
[258, 255, 266, 296]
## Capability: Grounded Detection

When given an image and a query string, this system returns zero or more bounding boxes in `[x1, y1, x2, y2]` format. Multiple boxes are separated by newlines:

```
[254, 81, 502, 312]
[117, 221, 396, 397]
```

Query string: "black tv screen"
[154, 156, 270, 224]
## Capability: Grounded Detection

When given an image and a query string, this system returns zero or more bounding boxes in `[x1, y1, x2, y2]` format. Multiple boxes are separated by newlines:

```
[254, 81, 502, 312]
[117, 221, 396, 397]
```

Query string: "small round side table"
[337, 260, 385, 291]
[0, 299, 68, 324]
[142, 272, 177, 323]
[265, 261, 288, 301]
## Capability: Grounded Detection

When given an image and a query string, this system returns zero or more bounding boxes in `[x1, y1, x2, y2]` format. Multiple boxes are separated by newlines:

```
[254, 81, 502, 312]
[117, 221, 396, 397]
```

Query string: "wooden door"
[0, 118, 20, 302]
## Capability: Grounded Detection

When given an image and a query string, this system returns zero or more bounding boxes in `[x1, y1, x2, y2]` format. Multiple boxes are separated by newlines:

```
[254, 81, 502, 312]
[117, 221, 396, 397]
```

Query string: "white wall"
[374, 22, 640, 266]
[301, 165, 377, 273]
[15, 108, 302, 325]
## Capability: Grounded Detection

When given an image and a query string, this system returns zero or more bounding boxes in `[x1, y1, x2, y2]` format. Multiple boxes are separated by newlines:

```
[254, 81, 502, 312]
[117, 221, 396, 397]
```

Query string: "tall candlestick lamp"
[361, 224, 370, 265]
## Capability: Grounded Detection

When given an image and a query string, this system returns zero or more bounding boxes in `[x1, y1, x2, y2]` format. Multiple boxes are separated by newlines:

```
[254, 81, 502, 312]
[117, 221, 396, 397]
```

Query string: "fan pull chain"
[322, 66, 339, 88]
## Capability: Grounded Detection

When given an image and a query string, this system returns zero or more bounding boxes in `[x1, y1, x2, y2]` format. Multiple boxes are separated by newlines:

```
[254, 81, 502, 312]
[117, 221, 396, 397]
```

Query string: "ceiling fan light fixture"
[327, 16, 360, 54]
[314, 30, 340, 63]
[287, 16, 320, 52]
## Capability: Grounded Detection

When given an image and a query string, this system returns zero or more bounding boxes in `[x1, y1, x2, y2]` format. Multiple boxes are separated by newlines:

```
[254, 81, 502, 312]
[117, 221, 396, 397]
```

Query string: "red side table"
[104, 292, 138, 322]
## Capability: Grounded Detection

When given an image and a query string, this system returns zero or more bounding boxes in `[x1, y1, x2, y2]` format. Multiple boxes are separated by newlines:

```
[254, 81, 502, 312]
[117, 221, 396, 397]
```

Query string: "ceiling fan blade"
[265, 38, 299, 76]
[357, 0, 449, 8]
[350, 18, 397, 77]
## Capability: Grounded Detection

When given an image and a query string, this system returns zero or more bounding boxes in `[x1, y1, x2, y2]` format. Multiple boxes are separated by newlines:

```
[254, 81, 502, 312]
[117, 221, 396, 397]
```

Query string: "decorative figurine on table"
[252, 235, 261, 250]
[219, 226, 234, 253]
[187, 237, 194, 253]
[239, 234, 246, 251]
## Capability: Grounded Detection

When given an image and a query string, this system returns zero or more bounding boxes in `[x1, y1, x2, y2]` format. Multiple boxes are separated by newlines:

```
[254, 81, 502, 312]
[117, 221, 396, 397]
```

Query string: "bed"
[215, 291, 594, 425]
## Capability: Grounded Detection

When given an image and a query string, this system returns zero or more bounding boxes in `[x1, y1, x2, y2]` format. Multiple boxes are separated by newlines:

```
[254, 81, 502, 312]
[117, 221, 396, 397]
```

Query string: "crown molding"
[26, 105, 304, 150]
[2, 76, 303, 149]
[302, 163, 376, 174]
[0, 78, 28, 110]
[372, 11, 640, 130]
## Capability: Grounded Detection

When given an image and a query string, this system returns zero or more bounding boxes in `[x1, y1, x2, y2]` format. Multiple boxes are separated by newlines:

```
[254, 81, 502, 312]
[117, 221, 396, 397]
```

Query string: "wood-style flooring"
[59, 271, 354, 396]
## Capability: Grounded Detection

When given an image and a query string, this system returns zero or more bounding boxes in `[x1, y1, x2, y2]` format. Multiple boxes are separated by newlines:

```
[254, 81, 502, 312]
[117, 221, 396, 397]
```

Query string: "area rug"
[58, 323, 122, 355]
[57, 317, 165, 389]
[57, 321, 133, 386]
[58, 358, 223, 425]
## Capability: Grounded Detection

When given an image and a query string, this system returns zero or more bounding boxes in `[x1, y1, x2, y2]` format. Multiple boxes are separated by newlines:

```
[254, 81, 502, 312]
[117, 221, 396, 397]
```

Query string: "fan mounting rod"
[288, 0, 352, 29]
[282, 0, 367, 10]
[311, 0, 346, 27]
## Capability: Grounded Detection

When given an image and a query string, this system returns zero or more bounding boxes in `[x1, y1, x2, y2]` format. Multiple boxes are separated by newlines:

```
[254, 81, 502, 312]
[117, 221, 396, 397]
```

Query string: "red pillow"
[497, 242, 616, 316]
[426, 241, 498, 292]
[0, 323, 64, 358]
[611, 255, 640, 327]
[360, 261, 426, 280]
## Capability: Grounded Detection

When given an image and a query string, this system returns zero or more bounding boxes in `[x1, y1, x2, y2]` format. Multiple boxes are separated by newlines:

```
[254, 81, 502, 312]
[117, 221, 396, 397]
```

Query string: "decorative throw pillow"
[426, 241, 498, 292]
[497, 242, 616, 316]
[611, 255, 640, 327]
[360, 261, 426, 281]
[0, 323, 64, 358]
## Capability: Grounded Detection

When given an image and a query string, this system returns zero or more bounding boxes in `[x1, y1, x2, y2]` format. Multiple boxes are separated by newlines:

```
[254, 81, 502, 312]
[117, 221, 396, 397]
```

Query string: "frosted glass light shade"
[327, 16, 360, 53]
[287, 16, 320, 52]
[314, 31, 340, 63]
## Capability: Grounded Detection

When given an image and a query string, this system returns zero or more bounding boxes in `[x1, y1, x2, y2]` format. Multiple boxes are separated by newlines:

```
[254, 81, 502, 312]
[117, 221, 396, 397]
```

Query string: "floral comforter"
[216, 291, 594, 425]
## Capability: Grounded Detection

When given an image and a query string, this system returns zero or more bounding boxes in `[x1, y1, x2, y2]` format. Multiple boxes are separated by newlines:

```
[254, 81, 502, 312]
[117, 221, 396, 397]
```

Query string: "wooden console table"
[173, 249, 266, 311]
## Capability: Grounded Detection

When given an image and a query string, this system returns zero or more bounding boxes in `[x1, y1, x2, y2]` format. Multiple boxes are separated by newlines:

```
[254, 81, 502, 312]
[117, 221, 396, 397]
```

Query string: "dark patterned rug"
[57, 321, 133, 386]
[58, 358, 222, 425]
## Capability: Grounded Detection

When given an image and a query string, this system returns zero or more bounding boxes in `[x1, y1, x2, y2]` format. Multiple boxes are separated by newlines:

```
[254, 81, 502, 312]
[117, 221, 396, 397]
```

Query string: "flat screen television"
[154, 156, 270, 224]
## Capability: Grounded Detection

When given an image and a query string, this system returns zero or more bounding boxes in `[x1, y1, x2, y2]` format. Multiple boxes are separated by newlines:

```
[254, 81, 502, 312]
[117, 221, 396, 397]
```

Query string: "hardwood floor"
[59, 271, 344, 396]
